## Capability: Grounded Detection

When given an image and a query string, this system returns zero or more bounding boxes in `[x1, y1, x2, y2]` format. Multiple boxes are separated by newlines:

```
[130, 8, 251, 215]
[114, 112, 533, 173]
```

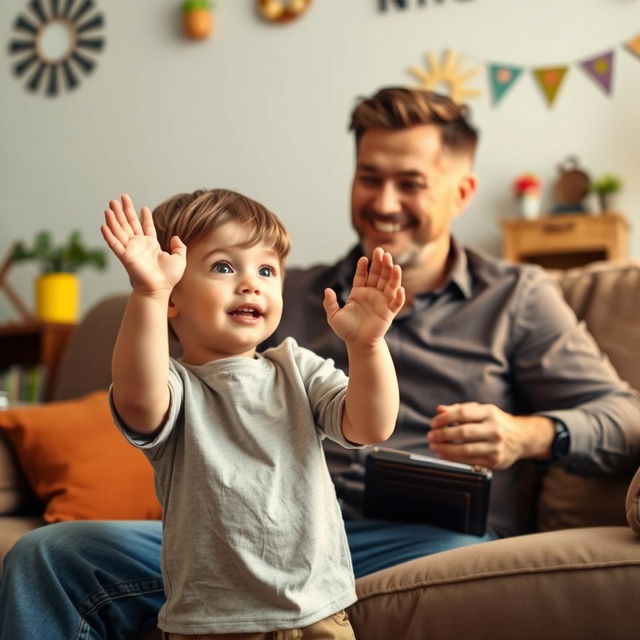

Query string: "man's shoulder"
[464, 244, 551, 289]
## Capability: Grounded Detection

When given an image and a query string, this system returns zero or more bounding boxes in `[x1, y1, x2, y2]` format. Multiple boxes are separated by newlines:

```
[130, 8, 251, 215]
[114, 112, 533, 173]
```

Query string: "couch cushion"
[0, 391, 162, 523]
[349, 527, 640, 640]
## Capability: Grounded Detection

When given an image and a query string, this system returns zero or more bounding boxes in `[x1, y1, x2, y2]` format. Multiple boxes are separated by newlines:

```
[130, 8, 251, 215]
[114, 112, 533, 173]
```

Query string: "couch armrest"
[349, 527, 640, 640]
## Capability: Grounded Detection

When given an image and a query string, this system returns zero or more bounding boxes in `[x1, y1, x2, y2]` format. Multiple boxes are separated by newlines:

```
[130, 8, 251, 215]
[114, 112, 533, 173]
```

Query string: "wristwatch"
[550, 419, 571, 461]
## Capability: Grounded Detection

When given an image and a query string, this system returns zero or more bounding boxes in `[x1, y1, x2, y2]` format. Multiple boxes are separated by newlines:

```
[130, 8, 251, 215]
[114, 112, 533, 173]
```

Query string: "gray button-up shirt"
[265, 240, 640, 537]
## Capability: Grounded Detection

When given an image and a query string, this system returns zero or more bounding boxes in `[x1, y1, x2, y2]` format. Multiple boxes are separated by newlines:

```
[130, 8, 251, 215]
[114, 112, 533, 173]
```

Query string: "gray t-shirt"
[112, 337, 360, 634]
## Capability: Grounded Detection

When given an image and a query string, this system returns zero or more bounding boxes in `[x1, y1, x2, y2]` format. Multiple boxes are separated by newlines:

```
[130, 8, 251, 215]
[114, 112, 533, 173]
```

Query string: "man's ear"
[454, 172, 478, 215]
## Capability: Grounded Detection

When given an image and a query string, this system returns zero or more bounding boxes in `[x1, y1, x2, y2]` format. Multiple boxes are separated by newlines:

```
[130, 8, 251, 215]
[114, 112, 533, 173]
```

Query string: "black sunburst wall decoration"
[8, 0, 105, 97]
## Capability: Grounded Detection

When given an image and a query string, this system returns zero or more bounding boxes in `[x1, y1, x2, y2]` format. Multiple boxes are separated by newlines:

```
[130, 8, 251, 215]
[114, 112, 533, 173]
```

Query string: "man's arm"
[429, 270, 640, 474]
[323, 248, 405, 444]
[101, 195, 186, 434]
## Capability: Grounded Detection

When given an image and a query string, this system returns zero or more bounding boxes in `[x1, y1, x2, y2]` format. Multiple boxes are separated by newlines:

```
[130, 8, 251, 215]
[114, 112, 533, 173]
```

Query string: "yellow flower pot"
[35, 273, 79, 323]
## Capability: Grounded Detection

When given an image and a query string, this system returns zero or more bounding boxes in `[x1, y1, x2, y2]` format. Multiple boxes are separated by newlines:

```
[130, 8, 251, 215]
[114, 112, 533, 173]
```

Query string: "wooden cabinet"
[0, 322, 75, 402]
[501, 213, 629, 269]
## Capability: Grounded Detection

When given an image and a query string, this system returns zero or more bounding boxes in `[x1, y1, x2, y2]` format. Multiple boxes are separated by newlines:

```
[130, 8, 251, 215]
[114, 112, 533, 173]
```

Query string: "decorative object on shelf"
[592, 174, 623, 213]
[513, 173, 542, 220]
[8, 0, 105, 97]
[551, 156, 592, 215]
[183, 0, 214, 40]
[10, 231, 107, 323]
[408, 49, 482, 104]
[257, 0, 312, 23]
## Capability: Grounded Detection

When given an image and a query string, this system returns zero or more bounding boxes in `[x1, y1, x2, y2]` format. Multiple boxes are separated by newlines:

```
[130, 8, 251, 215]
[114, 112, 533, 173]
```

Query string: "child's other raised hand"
[323, 247, 405, 345]
[101, 194, 186, 295]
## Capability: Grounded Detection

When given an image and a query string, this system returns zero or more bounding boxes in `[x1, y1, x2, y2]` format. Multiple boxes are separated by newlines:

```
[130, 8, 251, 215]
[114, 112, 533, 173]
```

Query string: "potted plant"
[183, 0, 214, 40]
[11, 231, 107, 323]
[592, 174, 622, 213]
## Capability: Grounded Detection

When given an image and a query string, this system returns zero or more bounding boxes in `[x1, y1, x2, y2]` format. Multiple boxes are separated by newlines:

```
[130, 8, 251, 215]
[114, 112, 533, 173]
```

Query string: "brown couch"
[2, 259, 640, 639]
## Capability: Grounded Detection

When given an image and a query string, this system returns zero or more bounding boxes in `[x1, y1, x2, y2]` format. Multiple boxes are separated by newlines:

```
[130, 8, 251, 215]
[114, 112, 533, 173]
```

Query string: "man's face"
[350, 125, 477, 268]
[168, 222, 284, 364]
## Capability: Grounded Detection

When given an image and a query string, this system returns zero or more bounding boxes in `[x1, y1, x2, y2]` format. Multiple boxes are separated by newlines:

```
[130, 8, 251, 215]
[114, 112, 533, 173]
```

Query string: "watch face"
[552, 421, 570, 459]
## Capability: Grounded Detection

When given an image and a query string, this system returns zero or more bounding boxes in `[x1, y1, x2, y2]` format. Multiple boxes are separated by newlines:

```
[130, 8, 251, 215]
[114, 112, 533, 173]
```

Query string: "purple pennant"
[579, 50, 614, 96]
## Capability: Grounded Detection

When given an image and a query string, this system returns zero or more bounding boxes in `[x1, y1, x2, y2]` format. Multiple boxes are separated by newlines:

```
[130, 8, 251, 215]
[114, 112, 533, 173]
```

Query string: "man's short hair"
[349, 87, 479, 158]
[152, 188, 291, 264]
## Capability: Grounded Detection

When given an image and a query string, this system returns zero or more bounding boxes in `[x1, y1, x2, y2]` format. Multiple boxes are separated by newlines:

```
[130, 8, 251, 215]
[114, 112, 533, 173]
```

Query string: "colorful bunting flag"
[532, 66, 568, 107]
[488, 64, 523, 105]
[406, 31, 640, 109]
[579, 51, 614, 96]
[625, 33, 640, 59]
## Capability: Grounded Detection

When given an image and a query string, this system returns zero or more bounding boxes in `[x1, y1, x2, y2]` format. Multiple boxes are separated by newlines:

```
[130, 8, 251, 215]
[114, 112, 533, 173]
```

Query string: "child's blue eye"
[259, 266, 274, 277]
[212, 262, 233, 274]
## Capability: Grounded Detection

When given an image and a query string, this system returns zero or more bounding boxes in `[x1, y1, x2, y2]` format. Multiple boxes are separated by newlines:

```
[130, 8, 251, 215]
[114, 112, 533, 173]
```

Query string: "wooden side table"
[501, 212, 629, 270]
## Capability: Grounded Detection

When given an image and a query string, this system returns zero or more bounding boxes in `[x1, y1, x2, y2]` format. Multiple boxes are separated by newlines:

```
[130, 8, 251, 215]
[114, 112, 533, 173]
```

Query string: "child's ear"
[167, 296, 178, 319]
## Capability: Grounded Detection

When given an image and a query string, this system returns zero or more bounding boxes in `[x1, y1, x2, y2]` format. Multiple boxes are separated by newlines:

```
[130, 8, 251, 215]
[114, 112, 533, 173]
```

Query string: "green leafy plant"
[11, 231, 107, 274]
[592, 174, 622, 196]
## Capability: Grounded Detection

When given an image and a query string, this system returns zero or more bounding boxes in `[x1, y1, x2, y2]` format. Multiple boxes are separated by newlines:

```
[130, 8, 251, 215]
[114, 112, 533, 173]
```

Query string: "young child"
[100, 188, 405, 639]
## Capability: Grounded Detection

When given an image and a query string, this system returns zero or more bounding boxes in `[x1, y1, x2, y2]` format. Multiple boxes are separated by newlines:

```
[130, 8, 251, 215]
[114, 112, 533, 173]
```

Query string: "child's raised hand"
[323, 247, 405, 345]
[101, 194, 186, 294]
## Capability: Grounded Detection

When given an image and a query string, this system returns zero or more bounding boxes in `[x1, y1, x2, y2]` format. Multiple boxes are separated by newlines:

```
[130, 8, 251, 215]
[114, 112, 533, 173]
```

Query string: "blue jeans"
[0, 519, 495, 640]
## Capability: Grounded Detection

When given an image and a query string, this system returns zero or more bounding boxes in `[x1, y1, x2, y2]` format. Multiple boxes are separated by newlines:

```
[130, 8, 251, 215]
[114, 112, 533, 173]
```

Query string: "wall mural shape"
[8, 0, 105, 97]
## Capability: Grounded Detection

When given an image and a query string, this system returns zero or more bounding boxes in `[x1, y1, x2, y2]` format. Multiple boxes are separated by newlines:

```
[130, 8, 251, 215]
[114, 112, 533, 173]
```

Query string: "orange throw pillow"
[0, 391, 162, 522]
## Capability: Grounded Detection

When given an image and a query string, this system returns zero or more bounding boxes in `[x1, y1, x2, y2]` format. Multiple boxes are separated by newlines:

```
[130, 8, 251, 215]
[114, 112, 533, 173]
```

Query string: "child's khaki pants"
[163, 610, 356, 639]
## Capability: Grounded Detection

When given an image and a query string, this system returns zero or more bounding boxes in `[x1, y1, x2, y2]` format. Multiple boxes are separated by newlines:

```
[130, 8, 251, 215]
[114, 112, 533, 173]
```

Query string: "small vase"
[518, 191, 541, 220]
[35, 273, 79, 323]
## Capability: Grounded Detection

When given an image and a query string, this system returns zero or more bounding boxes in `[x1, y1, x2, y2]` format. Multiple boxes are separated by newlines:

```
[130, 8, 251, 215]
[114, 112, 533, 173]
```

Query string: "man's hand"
[101, 194, 186, 295]
[323, 247, 405, 345]
[427, 402, 556, 470]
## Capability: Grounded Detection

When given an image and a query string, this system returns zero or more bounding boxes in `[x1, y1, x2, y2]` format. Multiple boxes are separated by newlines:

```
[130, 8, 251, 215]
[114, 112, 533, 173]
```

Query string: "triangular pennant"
[624, 33, 640, 59]
[532, 66, 568, 107]
[579, 50, 614, 95]
[488, 64, 523, 105]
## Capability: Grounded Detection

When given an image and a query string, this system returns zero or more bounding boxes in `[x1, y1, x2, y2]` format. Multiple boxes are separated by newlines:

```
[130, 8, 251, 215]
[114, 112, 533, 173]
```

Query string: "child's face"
[168, 222, 284, 364]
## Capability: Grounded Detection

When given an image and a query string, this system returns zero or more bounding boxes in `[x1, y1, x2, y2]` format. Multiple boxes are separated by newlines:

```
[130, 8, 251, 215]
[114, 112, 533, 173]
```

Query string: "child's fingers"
[352, 256, 369, 289]
[388, 285, 406, 314]
[103, 209, 131, 247]
[383, 264, 403, 299]
[322, 288, 340, 319]
[122, 194, 143, 235]
[376, 251, 393, 290]
[100, 223, 125, 258]
[366, 247, 384, 288]
[140, 206, 157, 239]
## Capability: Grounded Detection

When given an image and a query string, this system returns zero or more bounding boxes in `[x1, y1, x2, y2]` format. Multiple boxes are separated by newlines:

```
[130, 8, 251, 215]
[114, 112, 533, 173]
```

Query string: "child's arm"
[100, 194, 186, 435]
[323, 248, 405, 444]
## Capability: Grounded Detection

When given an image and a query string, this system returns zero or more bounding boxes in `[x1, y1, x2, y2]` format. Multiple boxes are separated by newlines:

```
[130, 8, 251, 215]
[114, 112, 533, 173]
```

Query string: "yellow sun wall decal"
[409, 49, 482, 104]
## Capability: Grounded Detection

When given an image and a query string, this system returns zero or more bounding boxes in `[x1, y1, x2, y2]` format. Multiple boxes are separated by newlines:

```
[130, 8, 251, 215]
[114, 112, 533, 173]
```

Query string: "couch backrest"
[538, 260, 640, 531]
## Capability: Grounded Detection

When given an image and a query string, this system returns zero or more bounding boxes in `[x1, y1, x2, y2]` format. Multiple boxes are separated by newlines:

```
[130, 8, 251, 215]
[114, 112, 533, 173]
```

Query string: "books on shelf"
[0, 364, 46, 405]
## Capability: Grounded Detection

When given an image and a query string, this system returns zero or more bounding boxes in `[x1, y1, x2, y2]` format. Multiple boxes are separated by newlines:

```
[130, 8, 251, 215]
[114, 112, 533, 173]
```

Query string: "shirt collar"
[332, 239, 473, 304]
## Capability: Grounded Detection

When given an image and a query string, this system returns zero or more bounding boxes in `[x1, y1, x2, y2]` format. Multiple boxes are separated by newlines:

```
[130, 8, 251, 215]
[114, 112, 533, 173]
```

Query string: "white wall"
[1, 0, 639, 320]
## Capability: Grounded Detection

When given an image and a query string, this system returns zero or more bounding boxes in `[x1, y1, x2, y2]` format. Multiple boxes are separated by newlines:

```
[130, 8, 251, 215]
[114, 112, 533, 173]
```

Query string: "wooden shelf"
[501, 212, 629, 270]
[0, 321, 76, 401]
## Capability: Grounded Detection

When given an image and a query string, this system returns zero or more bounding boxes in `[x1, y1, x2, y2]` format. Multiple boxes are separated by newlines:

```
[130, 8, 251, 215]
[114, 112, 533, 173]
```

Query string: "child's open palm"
[101, 194, 186, 294]
[323, 247, 405, 345]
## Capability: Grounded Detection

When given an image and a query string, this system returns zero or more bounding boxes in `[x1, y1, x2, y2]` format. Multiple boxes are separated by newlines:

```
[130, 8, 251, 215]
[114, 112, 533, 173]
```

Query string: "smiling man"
[2, 88, 640, 640]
